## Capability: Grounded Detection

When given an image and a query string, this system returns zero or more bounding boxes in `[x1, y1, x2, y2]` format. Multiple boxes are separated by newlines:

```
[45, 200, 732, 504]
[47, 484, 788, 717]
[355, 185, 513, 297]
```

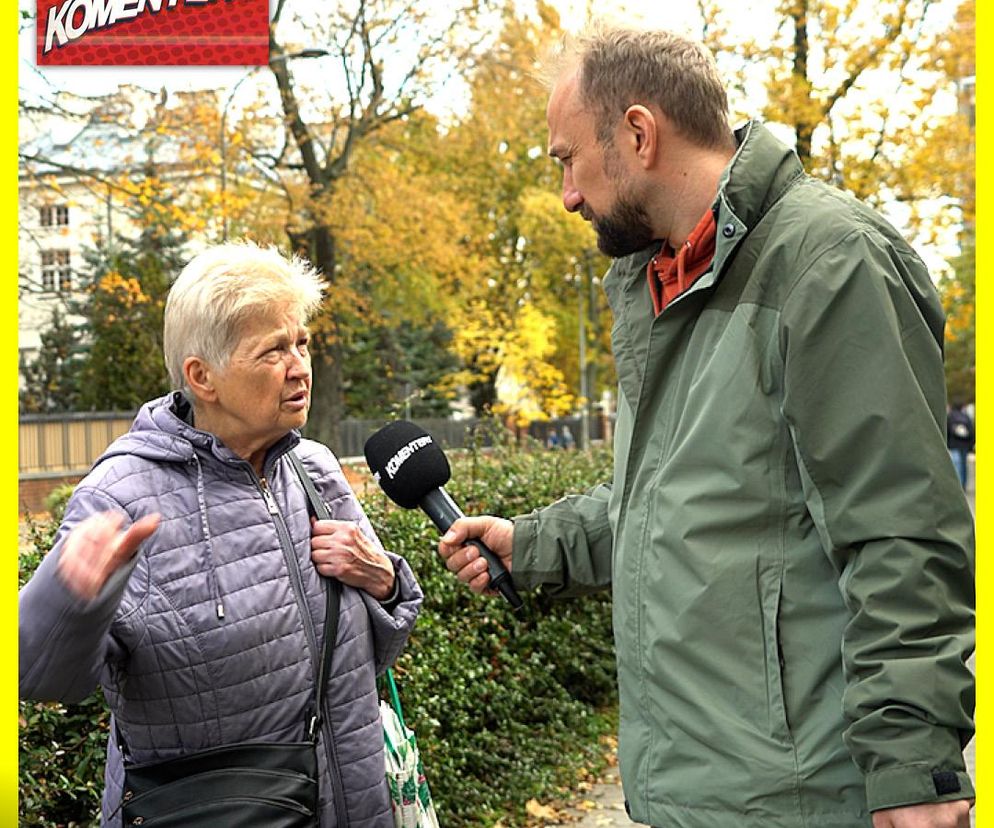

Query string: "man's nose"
[562, 169, 583, 213]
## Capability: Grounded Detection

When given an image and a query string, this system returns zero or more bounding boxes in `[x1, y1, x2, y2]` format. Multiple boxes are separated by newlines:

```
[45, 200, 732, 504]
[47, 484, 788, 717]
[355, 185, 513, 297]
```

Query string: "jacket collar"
[718, 120, 804, 233]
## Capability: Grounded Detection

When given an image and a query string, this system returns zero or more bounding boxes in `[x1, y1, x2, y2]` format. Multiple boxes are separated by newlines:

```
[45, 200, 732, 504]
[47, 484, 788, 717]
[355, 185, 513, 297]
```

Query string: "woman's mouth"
[283, 390, 309, 410]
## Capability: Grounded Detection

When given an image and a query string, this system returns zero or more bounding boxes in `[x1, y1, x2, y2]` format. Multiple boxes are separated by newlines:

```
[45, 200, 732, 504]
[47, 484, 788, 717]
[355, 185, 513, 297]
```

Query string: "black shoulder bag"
[117, 451, 341, 827]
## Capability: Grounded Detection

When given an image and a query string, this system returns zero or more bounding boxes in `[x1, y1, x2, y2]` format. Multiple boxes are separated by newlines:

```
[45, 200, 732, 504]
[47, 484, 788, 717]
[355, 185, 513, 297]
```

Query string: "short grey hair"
[548, 24, 734, 152]
[164, 241, 325, 392]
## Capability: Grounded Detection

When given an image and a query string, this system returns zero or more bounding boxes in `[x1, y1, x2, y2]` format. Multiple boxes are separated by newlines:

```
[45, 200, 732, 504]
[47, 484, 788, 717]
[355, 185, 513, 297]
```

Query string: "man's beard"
[586, 194, 655, 258]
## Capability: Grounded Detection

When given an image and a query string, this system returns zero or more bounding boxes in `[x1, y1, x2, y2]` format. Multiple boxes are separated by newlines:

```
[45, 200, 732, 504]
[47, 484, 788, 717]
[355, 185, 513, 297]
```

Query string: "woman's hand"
[57, 511, 161, 601]
[310, 519, 396, 601]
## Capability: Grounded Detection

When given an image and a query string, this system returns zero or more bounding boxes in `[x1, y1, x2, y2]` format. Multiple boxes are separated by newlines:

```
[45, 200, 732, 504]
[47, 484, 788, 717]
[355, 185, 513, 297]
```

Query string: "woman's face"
[209, 309, 312, 460]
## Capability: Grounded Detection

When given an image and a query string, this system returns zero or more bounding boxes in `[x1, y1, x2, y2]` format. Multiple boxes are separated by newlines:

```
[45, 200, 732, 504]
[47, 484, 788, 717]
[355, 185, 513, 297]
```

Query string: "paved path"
[564, 463, 977, 828]
[561, 765, 633, 827]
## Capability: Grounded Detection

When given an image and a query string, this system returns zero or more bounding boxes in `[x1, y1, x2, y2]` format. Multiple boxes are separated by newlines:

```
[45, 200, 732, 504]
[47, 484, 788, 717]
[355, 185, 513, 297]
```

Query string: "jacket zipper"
[258, 474, 349, 827]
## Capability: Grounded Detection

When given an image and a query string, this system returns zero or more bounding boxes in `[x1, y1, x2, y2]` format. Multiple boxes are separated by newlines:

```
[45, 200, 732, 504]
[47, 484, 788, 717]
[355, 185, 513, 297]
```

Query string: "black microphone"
[364, 421, 523, 610]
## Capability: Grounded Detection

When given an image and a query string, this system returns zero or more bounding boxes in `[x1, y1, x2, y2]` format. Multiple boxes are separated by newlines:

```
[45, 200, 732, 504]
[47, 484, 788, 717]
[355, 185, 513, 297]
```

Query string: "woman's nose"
[287, 348, 310, 375]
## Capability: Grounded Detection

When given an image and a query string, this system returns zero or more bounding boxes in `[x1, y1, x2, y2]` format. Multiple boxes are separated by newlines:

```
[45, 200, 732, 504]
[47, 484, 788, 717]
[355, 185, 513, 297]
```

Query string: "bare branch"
[20, 153, 137, 199]
[268, 36, 327, 188]
[823, 0, 915, 112]
[272, 0, 290, 24]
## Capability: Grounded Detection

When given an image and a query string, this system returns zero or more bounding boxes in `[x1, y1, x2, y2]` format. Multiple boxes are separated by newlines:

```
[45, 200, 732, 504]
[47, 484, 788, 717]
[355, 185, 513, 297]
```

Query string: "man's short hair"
[556, 25, 734, 151]
[163, 241, 325, 392]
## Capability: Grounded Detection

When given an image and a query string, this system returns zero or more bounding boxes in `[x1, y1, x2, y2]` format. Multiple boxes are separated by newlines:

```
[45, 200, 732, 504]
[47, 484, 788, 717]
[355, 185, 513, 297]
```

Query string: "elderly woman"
[19, 242, 422, 827]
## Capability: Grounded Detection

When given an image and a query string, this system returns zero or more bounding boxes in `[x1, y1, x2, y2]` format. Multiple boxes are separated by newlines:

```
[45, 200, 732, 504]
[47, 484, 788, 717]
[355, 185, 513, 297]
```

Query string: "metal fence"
[335, 417, 492, 459]
[17, 413, 497, 476]
[18, 412, 607, 478]
[336, 415, 607, 458]
[19, 412, 137, 477]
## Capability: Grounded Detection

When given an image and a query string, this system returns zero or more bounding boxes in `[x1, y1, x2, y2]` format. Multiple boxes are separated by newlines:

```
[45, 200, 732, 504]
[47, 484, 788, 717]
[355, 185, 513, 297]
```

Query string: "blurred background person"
[947, 401, 975, 489]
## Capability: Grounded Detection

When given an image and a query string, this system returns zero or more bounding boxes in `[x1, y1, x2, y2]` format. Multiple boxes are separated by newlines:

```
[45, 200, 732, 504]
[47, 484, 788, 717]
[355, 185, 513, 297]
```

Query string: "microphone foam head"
[363, 420, 451, 509]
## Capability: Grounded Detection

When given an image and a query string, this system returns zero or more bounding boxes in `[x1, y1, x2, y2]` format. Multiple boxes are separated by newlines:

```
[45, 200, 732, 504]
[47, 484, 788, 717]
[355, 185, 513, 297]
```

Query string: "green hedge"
[19, 440, 618, 826]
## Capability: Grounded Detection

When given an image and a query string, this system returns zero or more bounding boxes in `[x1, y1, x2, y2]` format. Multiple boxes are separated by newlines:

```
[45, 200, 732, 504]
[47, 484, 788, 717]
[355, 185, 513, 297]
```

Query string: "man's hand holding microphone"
[364, 420, 523, 609]
[438, 516, 514, 595]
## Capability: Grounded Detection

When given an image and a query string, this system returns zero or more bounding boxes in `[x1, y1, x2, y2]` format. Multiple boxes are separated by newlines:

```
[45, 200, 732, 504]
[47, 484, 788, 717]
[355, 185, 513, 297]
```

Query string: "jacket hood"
[93, 392, 300, 471]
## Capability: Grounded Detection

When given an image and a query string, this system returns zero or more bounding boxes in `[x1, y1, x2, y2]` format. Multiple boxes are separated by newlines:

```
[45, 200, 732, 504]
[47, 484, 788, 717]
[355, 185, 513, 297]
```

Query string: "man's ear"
[183, 356, 218, 404]
[623, 104, 658, 168]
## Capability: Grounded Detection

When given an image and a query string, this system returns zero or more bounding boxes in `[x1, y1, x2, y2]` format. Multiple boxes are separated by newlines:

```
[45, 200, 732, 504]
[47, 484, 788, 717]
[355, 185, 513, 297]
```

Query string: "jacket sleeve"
[306, 445, 423, 675]
[357, 553, 421, 675]
[779, 229, 975, 812]
[510, 482, 614, 598]
[19, 486, 140, 702]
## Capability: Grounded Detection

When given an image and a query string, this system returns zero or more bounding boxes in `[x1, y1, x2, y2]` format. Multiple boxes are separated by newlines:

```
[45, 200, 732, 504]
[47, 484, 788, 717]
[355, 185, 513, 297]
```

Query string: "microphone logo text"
[384, 436, 433, 480]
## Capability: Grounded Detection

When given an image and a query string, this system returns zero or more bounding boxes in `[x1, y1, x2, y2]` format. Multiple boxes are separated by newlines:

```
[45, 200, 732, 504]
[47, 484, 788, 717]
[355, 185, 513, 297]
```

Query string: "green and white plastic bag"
[381, 670, 440, 828]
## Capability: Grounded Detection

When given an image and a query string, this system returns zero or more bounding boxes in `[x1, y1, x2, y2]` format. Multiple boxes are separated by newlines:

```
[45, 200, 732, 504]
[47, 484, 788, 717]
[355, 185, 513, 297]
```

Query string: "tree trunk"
[470, 372, 498, 416]
[307, 334, 346, 453]
[792, 1, 814, 169]
[289, 222, 346, 453]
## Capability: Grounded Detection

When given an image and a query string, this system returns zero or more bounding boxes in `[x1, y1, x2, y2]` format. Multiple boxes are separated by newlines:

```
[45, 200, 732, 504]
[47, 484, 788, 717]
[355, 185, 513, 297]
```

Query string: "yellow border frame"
[6, 2, 984, 825]
[974, 0, 986, 815]
[6, 7, 20, 825]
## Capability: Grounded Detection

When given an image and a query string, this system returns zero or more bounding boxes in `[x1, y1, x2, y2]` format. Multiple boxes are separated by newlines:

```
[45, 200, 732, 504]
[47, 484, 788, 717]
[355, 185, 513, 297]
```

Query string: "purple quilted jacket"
[19, 392, 423, 827]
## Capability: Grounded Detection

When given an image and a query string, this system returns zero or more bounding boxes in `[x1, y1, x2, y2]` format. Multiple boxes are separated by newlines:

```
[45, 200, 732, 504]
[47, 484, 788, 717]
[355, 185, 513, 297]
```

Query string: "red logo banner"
[36, 0, 269, 66]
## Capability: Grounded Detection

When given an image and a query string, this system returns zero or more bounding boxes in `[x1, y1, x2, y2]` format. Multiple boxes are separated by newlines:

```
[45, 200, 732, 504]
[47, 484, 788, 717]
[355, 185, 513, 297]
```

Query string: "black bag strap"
[287, 450, 342, 740]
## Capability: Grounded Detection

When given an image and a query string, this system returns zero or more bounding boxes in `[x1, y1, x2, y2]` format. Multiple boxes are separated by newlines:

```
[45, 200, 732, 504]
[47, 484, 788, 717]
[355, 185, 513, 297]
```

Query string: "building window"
[41, 250, 71, 293]
[39, 204, 69, 227]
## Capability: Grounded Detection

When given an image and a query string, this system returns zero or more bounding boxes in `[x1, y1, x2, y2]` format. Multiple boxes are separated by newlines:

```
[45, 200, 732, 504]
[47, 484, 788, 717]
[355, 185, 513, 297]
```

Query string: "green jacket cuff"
[510, 514, 540, 591]
[865, 763, 975, 812]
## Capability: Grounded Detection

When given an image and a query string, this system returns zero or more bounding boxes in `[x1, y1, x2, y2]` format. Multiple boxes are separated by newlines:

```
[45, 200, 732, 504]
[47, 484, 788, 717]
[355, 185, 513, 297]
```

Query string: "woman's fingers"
[57, 511, 160, 601]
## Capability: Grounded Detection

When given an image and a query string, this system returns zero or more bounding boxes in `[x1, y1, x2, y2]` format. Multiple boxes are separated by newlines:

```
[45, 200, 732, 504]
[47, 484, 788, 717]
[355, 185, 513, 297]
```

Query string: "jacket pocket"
[761, 567, 792, 745]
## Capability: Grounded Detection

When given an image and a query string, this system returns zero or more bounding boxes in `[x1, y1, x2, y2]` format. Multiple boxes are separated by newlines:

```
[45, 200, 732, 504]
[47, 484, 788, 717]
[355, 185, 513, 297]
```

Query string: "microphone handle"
[420, 488, 523, 610]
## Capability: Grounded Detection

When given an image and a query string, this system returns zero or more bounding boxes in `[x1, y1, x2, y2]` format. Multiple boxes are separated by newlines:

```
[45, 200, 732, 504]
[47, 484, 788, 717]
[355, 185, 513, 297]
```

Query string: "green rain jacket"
[510, 122, 975, 827]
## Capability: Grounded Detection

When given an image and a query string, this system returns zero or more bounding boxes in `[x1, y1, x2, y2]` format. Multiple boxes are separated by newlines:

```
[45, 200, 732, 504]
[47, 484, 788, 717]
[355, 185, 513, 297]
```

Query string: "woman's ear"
[623, 104, 658, 168]
[183, 356, 218, 404]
